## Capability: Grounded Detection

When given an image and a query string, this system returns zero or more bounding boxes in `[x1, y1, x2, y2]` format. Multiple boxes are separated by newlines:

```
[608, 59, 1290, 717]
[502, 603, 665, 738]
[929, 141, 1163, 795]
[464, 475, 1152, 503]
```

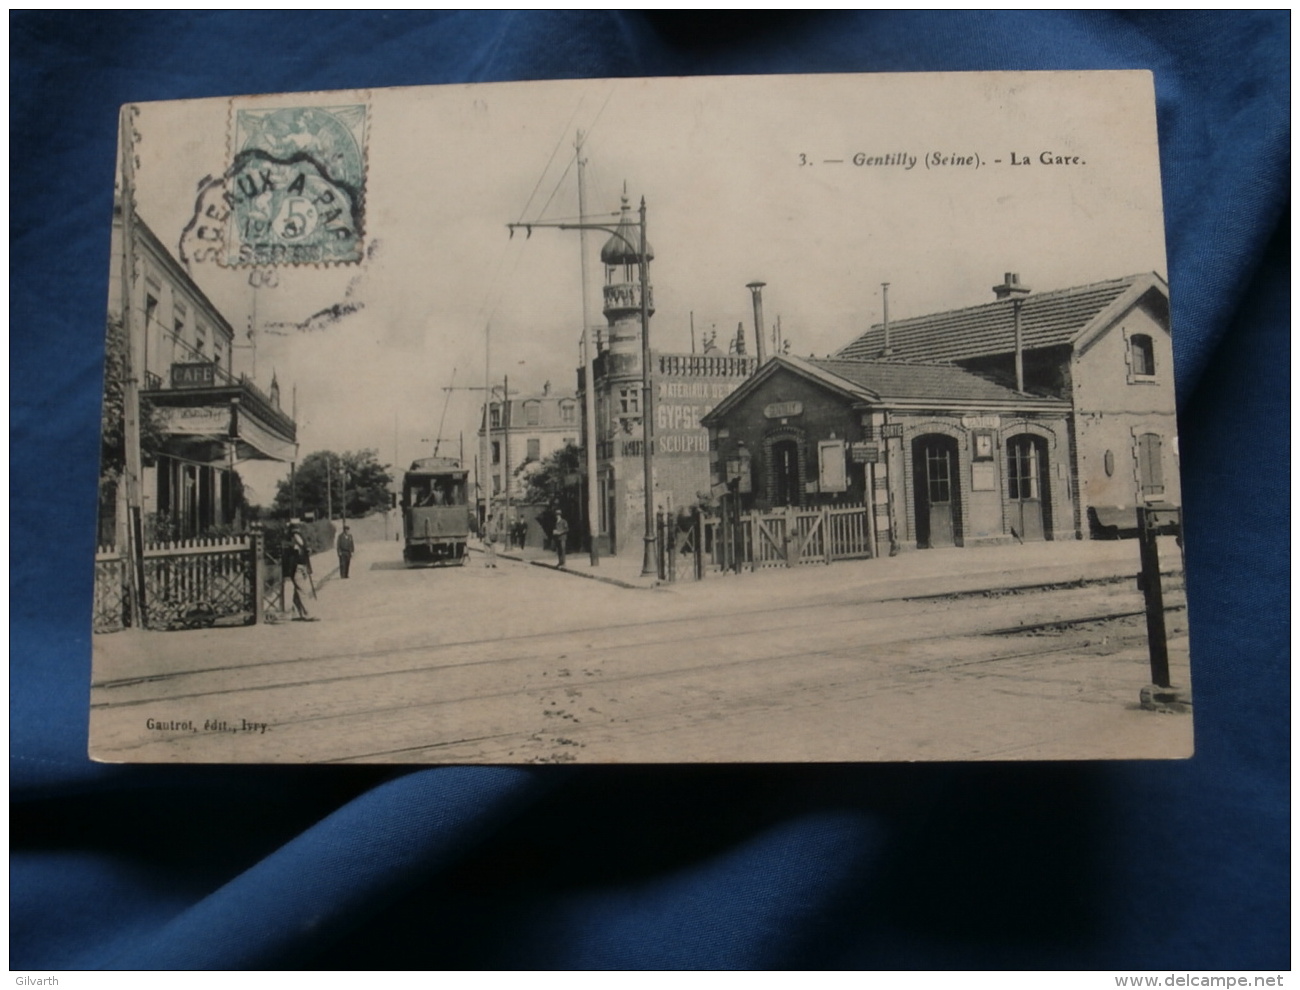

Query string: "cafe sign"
[171, 362, 217, 387]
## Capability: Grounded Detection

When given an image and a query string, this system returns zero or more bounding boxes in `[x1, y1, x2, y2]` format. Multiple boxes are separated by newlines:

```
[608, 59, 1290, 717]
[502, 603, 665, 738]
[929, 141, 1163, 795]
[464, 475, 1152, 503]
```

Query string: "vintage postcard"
[90, 71, 1192, 764]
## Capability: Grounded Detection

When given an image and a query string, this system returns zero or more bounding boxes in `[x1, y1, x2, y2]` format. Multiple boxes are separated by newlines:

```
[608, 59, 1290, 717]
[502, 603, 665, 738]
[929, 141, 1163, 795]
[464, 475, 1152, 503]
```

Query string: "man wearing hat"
[336, 524, 355, 579]
[282, 520, 317, 621]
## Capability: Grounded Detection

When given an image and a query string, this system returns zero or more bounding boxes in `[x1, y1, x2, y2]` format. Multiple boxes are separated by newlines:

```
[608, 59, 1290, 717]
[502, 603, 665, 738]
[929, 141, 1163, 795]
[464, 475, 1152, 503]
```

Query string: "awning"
[147, 392, 297, 466]
[233, 406, 297, 463]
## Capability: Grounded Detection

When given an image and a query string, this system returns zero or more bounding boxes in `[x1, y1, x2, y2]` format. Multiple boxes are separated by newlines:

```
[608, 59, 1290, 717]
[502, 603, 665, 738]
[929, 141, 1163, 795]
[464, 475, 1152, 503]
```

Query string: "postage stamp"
[223, 103, 367, 266]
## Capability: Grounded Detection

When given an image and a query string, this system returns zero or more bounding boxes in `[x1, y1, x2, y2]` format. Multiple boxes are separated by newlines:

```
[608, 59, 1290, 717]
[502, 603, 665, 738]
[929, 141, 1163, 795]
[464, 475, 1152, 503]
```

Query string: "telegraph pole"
[508, 196, 656, 575]
[483, 322, 491, 526]
[502, 372, 511, 530]
[118, 105, 146, 627]
[575, 131, 600, 565]
[636, 197, 655, 577]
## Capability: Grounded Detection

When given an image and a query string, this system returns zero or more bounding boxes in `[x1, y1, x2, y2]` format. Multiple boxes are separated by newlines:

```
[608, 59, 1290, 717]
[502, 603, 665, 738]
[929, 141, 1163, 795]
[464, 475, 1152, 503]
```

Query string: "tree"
[521, 442, 583, 507]
[100, 316, 166, 499]
[271, 449, 393, 520]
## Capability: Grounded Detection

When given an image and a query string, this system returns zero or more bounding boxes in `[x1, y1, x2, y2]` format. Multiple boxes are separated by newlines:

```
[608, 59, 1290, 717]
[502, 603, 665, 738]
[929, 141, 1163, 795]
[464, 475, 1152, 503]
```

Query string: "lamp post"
[509, 197, 657, 577]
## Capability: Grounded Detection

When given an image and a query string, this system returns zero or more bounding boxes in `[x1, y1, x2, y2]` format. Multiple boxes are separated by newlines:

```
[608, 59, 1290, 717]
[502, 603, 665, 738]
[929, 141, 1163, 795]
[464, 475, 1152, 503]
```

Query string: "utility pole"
[443, 376, 512, 525]
[118, 105, 146, 628]
[636, 196, 656, 577]
[483, 321, 491, 525]
[507, 193, 656, 576]
[502, 372, 511, 530]
[575, 131, 601, 565]
[290, 384, 298, 518]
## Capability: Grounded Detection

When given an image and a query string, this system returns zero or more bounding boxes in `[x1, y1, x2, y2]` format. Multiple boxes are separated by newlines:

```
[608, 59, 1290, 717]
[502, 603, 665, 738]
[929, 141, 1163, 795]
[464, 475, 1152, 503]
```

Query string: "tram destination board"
[89, 72, 1192, 764]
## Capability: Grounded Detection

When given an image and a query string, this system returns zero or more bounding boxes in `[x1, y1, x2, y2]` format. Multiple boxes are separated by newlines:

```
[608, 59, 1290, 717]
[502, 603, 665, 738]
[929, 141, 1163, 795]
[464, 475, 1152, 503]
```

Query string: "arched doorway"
[1006, 433, 1052, 541]
[912, 434, 961, 548]
[770, 438, 801, 507]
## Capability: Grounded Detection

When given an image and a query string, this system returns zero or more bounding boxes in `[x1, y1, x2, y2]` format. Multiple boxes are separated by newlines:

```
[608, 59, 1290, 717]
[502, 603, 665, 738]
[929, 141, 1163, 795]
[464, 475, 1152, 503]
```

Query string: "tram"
[401, 457, 470, 566]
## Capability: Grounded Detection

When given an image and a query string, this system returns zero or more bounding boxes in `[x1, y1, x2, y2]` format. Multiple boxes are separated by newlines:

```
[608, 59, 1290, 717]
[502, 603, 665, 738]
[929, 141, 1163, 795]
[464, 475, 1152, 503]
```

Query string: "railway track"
[90, 578, 1188, 764]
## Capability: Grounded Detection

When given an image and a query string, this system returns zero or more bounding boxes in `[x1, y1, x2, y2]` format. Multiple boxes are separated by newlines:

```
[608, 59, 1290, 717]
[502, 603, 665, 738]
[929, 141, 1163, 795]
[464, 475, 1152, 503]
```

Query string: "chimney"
[746, 281, 767, 364]
[992, 273, 1032, 393]
[993, 272, 1030, 301]
[880, 282, 891, 357]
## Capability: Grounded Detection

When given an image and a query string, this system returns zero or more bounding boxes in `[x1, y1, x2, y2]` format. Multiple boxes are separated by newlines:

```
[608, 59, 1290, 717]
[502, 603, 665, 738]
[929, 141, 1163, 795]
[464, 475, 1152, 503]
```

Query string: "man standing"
[552, 509, 569, 567]
[282, 520, 317, 621]
[336, 524, 355, 579]
[483, 512, 498, 568]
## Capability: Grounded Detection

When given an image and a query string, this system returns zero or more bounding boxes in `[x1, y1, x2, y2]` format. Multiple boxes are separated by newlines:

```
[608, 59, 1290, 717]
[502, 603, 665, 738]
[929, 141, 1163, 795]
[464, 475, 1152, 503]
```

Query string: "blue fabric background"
[10, 11, 1289, 970]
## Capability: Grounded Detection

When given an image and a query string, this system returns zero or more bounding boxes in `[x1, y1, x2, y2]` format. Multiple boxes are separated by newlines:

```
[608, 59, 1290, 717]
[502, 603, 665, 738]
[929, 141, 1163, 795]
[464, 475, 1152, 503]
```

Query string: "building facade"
[478, 381, 580, 517]
[703, 356, 1075, 550]
[104, 208, 296, 544]
[835, 273, 1178, 538]
[578, 195, 757, 555]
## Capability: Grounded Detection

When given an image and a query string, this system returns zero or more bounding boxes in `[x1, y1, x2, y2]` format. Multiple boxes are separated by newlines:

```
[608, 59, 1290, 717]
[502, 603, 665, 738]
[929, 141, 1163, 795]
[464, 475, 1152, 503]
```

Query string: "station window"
[489, 404, 501, 429]
[560, 401, 576, 424]
[526, 438, 540, 461]
[1130, 334, 1156, 378]
[525, 401, 540, 426]
[619, 388, 639, 415]
[491, 441, 501, 465]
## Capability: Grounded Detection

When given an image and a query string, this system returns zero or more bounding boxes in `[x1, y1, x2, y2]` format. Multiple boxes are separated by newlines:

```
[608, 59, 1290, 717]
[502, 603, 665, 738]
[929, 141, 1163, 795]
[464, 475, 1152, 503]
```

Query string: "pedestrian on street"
[282, 520, 318, 621]
[484, 512, 498, 569]
[336, 524, 355, 579]
[552, 509, 569, 567]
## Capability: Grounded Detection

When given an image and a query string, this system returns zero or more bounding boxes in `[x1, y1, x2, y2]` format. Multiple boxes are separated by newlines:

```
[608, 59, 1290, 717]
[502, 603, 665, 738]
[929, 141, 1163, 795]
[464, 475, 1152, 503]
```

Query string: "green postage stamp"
[225, 102, 367, 266]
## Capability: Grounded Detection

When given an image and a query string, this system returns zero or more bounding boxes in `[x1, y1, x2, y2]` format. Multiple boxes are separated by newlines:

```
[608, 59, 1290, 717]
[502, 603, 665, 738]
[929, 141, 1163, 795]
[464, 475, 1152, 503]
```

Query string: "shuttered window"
[1137, 433, 1164, 497]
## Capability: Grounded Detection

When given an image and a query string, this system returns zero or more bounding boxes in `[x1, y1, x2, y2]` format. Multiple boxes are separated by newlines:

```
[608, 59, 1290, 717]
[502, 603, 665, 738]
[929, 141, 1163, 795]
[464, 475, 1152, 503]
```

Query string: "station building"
[702, 272, 1177, 550]
[702, 356, 1074, 550]
[835, 272, 1178, 539]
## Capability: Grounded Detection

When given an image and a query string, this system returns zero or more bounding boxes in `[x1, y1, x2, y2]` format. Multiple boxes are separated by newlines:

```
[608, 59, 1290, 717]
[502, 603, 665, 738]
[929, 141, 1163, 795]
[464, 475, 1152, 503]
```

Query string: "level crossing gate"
[676, 503, 874, 579]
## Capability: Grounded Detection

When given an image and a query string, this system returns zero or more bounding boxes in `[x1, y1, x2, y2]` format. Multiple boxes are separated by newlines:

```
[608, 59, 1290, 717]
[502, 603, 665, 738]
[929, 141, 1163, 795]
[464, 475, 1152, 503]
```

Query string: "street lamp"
[509, 196, 657, 577]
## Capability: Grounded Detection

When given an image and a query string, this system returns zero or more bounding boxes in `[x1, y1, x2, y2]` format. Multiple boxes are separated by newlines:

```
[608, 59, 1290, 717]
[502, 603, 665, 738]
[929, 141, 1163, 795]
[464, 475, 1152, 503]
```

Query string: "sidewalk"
[476, 534, 1179, 603]
[474, 542, 661, 589]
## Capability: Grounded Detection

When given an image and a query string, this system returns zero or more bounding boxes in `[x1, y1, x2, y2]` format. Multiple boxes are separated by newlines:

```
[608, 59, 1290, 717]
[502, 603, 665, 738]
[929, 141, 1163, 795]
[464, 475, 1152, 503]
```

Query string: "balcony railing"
[657, 353, 758, 379]
[602, 282, 653, 312]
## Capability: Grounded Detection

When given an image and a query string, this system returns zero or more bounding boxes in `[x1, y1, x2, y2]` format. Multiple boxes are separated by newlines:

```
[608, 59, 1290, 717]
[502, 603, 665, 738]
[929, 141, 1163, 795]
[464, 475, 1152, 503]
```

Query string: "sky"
[127, 71, 1169, 506]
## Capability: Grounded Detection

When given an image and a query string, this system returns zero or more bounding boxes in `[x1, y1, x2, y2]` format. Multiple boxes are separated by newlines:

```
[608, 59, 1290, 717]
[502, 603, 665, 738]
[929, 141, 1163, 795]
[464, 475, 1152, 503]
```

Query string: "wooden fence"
[662, 504, 874, 581]
[93, 533, 268, 633]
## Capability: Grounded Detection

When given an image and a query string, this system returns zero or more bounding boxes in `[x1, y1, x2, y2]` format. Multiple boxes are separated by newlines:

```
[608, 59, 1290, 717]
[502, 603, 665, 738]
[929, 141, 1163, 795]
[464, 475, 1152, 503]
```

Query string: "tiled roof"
[804, 358, 1067, 406]
[702, 354, 1068, 427]
[835, 273, 1165, 363]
